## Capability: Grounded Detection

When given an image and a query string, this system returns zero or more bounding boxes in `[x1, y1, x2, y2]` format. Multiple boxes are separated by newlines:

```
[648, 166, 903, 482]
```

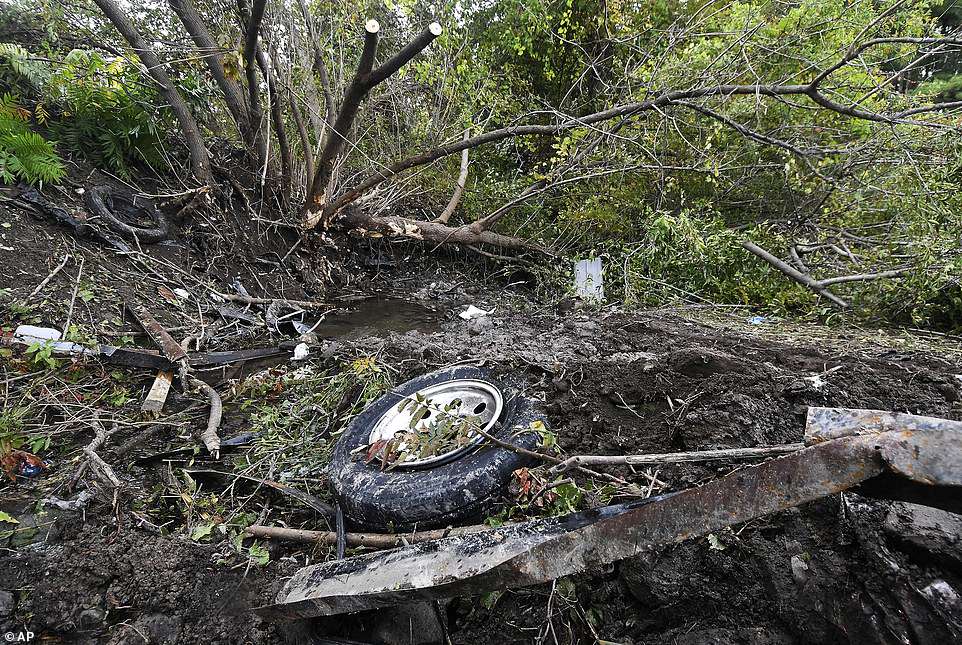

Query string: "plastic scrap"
[573, 258, 604, 302]
[459, 305, 492, 320]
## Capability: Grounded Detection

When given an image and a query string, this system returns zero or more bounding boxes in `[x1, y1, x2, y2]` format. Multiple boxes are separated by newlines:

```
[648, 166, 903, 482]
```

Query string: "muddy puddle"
[315, 296, 440, 339]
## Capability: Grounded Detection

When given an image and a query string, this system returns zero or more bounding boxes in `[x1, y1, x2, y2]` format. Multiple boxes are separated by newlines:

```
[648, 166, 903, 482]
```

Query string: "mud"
[2, 197, 962, 643]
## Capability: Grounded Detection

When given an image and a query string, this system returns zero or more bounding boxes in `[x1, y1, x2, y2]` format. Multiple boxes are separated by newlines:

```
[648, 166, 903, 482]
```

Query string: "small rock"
[790, 555, 810, 585]
[78, 607, 106, 628]
[466, 317, 493, 335]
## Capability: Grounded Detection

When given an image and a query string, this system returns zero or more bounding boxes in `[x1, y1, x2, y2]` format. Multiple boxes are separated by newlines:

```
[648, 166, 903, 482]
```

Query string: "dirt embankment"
[2, 195, 962, 644]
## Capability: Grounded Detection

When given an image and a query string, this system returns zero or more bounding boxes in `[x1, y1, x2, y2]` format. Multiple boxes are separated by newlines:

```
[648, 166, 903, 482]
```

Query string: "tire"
[328, 365, 545, 530]
[85, 185, 169, 243]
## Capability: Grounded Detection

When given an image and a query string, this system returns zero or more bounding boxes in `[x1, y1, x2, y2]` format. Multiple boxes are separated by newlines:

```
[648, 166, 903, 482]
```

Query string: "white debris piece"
[459, 305, 492, 320]
[14, 325, 62, 343]
[574, 258, 604, 302]
[293, 342, 311, 360]
[173, 288, 191, 299]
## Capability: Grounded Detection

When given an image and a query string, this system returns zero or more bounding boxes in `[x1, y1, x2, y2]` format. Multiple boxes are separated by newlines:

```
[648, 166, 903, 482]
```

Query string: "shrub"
[0, 93, 65, 186]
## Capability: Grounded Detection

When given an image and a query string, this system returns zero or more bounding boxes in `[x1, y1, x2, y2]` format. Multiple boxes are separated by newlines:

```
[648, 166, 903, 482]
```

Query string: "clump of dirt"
[0, 524, 290, 643]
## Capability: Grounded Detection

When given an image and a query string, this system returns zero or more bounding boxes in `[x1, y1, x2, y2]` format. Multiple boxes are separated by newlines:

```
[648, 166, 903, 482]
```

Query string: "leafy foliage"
[46, 49, 166, 175]
[0, 93, 65, 185]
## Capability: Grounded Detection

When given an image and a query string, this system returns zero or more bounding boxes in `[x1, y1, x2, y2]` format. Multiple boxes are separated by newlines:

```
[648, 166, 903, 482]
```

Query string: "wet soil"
[2, 195, 962, 644]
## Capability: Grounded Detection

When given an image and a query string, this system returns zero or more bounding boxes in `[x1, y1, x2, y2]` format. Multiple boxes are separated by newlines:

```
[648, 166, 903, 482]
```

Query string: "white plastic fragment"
[14, 325, 62, 343]
[459, 305, 491, 320]
[573, 258, 604, 302]
[173, 288, 191, 299]
[293, 342, 310, 361]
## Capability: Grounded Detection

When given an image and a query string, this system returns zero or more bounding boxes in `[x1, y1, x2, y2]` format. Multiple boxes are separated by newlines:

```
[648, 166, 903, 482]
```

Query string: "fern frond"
[0, 43, 49, 90]
[0, 130, 65, 186]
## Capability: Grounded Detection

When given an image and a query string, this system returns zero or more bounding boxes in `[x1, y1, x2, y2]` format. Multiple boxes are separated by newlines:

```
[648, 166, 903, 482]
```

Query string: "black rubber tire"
[328, 365, 545, 530]
[84, 185, 169, 243]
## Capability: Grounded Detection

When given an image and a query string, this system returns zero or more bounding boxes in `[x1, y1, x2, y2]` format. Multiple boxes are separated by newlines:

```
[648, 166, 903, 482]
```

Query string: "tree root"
[188, 376, 222, 458]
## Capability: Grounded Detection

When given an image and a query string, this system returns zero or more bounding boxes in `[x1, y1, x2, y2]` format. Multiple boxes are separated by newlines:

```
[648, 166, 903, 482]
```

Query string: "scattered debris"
[42, 490, 95, 512]
[292, 342, 310, 360]
[458, 304, 492, 320]
[141, 370, 174, 415]
[573, 257, 604, 302]
[259, 407, 962, 618]
[84, 185, 169, 243]
[1, 449, 45, 480]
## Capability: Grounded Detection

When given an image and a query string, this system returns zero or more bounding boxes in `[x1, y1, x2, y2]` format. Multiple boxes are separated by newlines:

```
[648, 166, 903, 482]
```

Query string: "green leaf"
[248, 542, 270, 566]
[0, 510, 20, 524]
[191, 522, 214, 541]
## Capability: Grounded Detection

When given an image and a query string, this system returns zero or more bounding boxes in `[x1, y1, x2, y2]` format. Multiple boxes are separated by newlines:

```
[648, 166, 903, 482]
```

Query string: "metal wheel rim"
[367, 378, 504, 469]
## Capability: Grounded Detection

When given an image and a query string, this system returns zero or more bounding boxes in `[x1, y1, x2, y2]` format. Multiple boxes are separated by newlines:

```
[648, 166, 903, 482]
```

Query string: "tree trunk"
[240, 0, 268, 173]
[168, 0, 253, 148]
[93, 0, 212, 184]
[257, 48, 292, 204]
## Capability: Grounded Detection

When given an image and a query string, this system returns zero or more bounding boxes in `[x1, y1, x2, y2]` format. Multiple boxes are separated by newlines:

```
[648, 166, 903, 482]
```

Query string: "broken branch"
[245, 522, 489, 549]
[210, 289, 331, 311]
[740, 241, 849, 307]
[551, 443, 805, 473]
[435, 129, 470, 224]
[187, 376, 222, 458]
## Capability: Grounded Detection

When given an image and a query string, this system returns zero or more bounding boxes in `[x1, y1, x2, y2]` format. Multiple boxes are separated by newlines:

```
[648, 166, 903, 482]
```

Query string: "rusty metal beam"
[257, 432, 895, 619]
[805, 406, 962, 444]
[125, 302, 188, 362]
[257, 419, 962, 621]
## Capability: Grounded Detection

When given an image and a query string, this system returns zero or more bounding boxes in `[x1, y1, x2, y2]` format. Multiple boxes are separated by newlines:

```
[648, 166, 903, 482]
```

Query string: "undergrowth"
[0, 93, 65, 186]
[234, 357, 394, 490]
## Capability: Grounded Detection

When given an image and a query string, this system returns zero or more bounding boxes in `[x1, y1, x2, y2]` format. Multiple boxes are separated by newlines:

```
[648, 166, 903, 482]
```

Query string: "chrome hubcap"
[367, 379, 504, 468]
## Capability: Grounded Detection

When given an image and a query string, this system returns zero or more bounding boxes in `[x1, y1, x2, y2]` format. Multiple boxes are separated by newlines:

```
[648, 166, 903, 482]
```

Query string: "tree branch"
[257, 47, 292, 203]
[241, 0, 268, 170]
[435, 129, 470, 224]
[304, 20, 442, 225]
[741, 240, 849, 307]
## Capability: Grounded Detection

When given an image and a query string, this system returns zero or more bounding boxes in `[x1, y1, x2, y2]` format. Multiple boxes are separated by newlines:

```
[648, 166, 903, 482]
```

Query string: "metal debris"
[258, 407, 962, 619]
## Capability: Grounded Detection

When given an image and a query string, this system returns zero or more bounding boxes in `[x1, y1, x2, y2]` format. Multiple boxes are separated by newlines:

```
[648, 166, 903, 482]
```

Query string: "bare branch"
[741, 240, 849, 307]
[435, 129, 470, 224]
[305, 20, 442, 225]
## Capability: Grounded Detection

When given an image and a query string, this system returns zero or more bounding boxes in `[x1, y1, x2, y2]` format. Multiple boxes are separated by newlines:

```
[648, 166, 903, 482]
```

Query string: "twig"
[471, 425, 662, 489]
[550, 443, 805, 473]
[210, 290, 330, 311]
[62, 256, 84, 337]
[70, 420, 118, 488]
[185, 469, 334, 518]
[83, 446, 121, 488]
[819, 268, 910, 286]
[25, 254, 70, 301]
[244, 523, 490, 548]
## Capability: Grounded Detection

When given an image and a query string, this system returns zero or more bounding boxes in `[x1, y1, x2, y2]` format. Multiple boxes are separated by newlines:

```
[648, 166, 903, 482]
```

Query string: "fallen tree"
[83, 1, 962, 270]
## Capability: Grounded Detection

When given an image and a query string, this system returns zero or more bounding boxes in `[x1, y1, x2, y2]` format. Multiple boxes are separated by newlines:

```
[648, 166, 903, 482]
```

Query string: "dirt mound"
[0, 525, 287, 644]
[3, 238, 962, 643]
